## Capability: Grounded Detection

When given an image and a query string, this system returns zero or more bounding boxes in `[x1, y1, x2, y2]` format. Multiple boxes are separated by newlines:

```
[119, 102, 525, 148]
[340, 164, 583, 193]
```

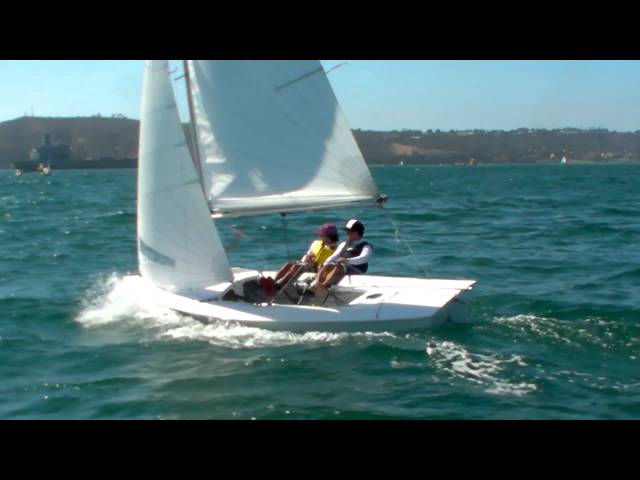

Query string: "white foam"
[390, 358, 424, 369]
[159, 320, 350, 349]
[77, 273, 182, 328]
[426, 340, 536, 396]
[494, 314, 640, 351]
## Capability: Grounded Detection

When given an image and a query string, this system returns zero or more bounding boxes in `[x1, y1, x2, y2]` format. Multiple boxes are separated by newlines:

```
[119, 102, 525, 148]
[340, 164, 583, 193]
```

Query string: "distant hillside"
[355, 128, 640, 165]
[1, 116, 639, 168]
[0, 116, 140, 165]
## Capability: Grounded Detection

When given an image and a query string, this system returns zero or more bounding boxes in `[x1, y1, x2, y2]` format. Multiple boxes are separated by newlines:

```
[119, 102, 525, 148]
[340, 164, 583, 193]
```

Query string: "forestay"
[138, 60, 232, 292]
[187, 60, 380, 217]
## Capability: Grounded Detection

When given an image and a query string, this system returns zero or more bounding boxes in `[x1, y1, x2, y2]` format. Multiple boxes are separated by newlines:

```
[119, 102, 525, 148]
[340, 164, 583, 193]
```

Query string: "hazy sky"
[0, 60, 638, 131]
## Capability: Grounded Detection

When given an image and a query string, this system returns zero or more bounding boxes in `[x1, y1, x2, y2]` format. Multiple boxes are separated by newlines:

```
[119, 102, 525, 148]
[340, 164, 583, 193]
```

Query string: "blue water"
[1, 165, 639, 419]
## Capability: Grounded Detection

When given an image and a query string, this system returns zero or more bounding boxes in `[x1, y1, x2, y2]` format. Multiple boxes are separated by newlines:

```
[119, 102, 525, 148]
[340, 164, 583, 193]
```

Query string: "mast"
[183, 60, 206, 196]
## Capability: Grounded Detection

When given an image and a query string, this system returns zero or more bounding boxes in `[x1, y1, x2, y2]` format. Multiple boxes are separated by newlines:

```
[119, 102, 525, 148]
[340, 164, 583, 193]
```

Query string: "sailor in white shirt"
[309, 219, 373, 293]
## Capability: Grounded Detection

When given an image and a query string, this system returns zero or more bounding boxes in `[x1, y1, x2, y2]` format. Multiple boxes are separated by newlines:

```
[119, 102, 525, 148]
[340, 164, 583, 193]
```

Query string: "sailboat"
[121, 60, 475, 332]
[39, 164, 52, 176]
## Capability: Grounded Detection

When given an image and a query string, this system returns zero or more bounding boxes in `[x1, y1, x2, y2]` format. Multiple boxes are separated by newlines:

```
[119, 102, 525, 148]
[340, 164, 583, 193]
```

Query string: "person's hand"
[337, 257, 348, 265]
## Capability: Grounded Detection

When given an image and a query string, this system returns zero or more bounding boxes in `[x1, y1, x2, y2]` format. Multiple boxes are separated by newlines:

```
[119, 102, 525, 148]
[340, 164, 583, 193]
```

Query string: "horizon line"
[3, 115, 639, 134]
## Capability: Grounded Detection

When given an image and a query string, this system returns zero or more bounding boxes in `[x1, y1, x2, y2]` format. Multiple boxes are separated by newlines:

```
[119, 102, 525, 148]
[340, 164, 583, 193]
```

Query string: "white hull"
[121, 268, 476, 333]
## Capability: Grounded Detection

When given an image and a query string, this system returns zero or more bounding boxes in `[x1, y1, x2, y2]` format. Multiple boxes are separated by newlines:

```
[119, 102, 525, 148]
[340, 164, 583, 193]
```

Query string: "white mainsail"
[137, 60, 232, 292]
[187, 60, 380, 217]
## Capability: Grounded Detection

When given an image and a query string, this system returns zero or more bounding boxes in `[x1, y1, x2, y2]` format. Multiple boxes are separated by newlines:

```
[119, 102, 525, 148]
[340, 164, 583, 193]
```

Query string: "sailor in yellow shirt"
[274, 224, 339, 289]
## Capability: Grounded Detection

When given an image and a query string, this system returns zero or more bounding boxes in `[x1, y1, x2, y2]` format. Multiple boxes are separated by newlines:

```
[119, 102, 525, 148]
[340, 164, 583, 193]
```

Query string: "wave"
[425, 339, 537, 396]
[73, 277, 632, 400]
[492, 313, 640, 351]
[603, 267, 640, 282]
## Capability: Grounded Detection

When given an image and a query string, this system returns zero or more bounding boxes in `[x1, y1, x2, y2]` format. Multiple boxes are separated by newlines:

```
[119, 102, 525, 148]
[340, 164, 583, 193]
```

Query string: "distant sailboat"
[39, 164, 52, 176]
[120, 61, 475, 332]
[561, 156, 568, 164]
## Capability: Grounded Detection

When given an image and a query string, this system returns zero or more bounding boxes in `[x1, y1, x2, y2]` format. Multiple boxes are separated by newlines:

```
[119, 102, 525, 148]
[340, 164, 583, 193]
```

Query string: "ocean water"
[1, 164, 639, 419]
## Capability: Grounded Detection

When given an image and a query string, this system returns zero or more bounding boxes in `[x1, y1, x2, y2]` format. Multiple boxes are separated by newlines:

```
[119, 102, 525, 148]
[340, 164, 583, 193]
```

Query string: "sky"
[0, 60, 638, 131]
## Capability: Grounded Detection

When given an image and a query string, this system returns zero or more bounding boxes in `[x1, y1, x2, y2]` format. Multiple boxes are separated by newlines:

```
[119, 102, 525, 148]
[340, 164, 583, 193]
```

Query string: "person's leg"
[277, 263, 306, 287]
[322, 265, 347, 288]
[309, 266, 325, 293]
[310, 264, 345, 293]
[316, 265, 329, 284]
[310, 264, 332, 290]
[274, 262, 296, 282]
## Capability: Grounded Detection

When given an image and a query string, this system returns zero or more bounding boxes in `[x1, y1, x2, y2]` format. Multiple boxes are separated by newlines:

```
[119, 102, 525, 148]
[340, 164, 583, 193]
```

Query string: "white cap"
[344, 219, 365, 234]
[345, 219, 359, 230]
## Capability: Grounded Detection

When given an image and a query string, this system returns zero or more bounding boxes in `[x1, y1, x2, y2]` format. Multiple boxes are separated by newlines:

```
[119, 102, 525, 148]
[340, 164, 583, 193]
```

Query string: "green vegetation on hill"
[357, 128, 640, 164]
[1, 117, 639, 168]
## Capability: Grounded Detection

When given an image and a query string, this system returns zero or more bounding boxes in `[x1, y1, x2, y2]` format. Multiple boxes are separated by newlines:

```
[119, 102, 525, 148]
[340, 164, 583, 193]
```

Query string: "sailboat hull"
[121, 270, 475, 333]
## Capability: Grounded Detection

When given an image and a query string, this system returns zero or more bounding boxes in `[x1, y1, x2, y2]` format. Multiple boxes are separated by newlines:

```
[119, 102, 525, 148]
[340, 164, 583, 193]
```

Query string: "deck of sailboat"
[121, 268, 475, 332]
[226, 268, 475, 306]
[122, 271, 475, 332]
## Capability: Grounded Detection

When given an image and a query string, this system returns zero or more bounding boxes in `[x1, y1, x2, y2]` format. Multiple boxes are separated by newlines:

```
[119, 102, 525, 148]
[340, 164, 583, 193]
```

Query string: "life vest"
[309, 240, 336, 266]
[342, 241, 372, 273]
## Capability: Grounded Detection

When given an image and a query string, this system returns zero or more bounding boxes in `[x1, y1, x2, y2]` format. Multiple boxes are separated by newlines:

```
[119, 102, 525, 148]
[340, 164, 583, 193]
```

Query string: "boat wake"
[492, 313, 640, 350]
[75, 276, 540, 396]
[77, 274, 362, 348]
[425, 339, 537, 396]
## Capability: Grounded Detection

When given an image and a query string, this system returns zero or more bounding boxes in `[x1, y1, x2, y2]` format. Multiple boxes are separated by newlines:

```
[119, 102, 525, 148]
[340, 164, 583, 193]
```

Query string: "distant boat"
[12, 134, 136, 174]
[399, 160, 404, 166]
[561, 156, 567, 164]
[39, 164, 51, 176]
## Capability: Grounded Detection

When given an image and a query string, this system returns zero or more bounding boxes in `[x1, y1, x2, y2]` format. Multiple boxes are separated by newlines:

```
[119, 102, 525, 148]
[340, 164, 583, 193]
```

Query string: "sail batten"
[187, 60, 379, 218]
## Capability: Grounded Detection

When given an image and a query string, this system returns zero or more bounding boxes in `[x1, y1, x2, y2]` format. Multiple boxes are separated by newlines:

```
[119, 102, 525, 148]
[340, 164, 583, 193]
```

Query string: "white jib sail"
[187, 60, 380, 217]
[138, 60, 232, 292]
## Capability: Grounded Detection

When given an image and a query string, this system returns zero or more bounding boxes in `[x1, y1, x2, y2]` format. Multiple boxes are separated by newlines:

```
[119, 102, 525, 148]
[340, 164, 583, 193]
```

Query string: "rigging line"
[380, 206, 431, 278]
[274, 62, 348, 92]
[223, 226, 246, 255]
[281, 213, 291, 260]
[275, 67, 324, 92]
[325, 62, 349, 76]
